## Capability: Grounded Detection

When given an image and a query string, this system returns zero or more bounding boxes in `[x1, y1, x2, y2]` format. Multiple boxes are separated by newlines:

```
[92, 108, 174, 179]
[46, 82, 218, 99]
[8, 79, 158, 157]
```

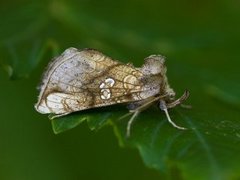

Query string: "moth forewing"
[35, 48, 145, 115]
[35, 47, 189, 136]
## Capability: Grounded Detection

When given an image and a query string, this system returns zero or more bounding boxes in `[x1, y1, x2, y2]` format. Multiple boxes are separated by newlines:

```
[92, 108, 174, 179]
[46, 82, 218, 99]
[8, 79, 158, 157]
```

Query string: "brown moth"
[35, 48, 189, 136]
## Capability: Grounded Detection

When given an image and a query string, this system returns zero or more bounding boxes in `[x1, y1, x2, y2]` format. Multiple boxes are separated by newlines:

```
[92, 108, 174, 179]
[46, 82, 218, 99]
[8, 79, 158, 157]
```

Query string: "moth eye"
[169, 92, 176, 100]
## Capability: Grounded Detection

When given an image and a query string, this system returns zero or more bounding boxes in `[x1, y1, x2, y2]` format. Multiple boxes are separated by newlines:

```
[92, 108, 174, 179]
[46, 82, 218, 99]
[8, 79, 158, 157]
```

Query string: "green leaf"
[51, 106, 124, 134]
[51, 113, 87, 134]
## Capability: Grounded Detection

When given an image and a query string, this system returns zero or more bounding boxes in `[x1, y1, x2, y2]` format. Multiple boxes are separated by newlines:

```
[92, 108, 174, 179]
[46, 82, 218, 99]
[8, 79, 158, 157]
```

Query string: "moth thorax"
[142, 55, 166, 75]
[139, 74, 162, 99]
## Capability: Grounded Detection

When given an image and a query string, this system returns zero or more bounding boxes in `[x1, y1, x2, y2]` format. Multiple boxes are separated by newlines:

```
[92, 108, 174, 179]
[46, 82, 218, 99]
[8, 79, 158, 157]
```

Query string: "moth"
[35, 48, 189, 136]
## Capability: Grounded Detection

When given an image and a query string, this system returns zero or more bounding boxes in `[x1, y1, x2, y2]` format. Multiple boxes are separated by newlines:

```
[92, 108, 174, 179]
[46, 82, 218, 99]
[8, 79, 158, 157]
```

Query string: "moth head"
[165, 86, 176, 101]
[141, 55, 166, 75]
[142, 55, 177, 101]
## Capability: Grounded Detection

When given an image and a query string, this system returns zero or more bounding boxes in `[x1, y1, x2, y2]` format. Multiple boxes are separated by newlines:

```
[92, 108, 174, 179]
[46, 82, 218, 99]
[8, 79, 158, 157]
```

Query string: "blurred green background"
[1, 0, 240, 179]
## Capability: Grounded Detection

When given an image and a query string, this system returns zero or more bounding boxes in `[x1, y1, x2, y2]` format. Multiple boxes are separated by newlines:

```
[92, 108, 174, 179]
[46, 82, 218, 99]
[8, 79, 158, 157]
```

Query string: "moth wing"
[36, 92, 80, 114]
[35, 48, 145, 115]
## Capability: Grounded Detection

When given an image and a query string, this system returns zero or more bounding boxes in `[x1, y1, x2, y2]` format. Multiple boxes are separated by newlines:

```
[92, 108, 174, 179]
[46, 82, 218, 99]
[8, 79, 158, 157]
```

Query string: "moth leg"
[49, 112, 71, 119]
[120, 100, 147, 137]
[166, 90, 190, 109]
[126, 110, 140, 137]
[120, 97, 155, 121]
[125, 96, 161, 137]
[159, 100, 187, 130]
[128, 95, 163, 112]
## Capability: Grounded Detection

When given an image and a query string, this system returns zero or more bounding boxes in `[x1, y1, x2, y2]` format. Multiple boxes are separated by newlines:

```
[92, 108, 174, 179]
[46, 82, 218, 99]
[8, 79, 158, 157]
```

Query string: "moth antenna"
[119, 112, 132, 121]
[166, 90, 190, 109]
[159, 100, 187, 130]
[126, 110, 139, 137]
